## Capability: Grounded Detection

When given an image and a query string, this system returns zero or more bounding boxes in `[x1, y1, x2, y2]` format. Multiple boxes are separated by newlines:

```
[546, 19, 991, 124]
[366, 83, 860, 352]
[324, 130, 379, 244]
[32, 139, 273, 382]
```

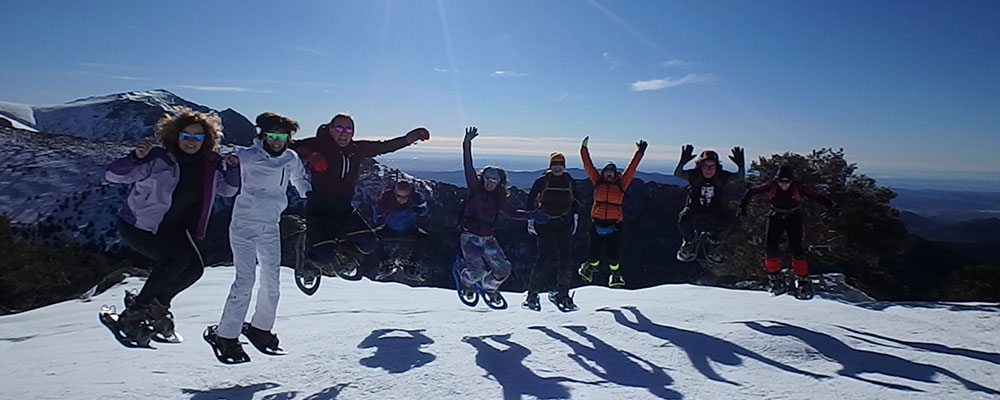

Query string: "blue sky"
[2, 0, 998, 178]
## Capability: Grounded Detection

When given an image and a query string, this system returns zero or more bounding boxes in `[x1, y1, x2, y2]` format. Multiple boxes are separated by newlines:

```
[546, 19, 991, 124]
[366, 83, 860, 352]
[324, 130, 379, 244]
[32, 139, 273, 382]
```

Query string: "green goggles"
[264, 132, 290, 141]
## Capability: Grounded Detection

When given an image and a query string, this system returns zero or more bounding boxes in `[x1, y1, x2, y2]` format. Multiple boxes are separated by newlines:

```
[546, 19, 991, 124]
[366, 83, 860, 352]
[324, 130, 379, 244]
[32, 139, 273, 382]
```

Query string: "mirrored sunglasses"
[333, 125, 354, 134]
[265, 132, 289, 141]
[179, 132, 205, 142]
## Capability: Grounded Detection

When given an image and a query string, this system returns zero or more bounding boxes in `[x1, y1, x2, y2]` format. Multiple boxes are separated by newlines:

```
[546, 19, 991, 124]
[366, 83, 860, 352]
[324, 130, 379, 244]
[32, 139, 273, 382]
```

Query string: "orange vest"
[591, 180, 626, 221]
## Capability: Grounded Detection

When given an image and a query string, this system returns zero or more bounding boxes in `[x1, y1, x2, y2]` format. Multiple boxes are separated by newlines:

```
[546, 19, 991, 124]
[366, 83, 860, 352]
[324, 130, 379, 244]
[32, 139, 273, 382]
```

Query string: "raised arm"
[729, 146, 746, 182]
[580, 137, 599, 183]
[620, 140, 647, 189]
[106, 141, 156, 184]
[674, 144, 695, 179]
[463, 127, 479, 189]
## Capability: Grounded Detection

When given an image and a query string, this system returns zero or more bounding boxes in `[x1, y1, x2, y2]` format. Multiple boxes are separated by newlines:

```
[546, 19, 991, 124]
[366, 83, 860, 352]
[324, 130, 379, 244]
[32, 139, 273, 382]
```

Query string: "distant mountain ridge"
[0, 89, 254, 145]
[408, 168, 688, 189]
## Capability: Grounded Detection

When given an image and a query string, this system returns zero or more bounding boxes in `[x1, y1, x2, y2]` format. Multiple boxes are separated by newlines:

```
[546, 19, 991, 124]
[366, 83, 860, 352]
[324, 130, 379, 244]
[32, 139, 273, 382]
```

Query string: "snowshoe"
[480, 288, 508, 310]
[242, 323, 287, 356]
[98, 305, 154, 349]
[332, 248, 363, 281]
[451, 257, 480, 307]
[204, 325, 250, 365]
[767, 272, 789, 296]
[578, 261, 599, 283]
[123, 292, 180, 343]
[295, 259, 323, 296]
[608, 271, 626, 288]
[703, 239, 724, 264]
[676, 240, 696, 262]
[794, 276, 815, 300]
[521, 292, 541, 312]
[548, 292, 579, 312]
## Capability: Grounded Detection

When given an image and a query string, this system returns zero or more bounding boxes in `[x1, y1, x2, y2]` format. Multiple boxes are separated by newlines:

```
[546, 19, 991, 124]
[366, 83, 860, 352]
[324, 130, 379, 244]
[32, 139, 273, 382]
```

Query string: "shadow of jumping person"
[838, 325, 1000, 366]
[462, 333, 602, 400]
[357, 328, 436, 374]
[181, 383, 280, 400]
[529, 325, 683, 399]
[597, 306, 827, 386]
[744, 321, 1000, 395]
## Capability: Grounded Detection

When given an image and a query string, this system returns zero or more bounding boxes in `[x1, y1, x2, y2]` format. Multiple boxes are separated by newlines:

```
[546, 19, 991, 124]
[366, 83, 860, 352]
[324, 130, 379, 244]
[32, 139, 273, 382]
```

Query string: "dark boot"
[676, 240, 696, 262]
[146, 298, 180, 343]
[768, 272, 788, 296]
[242, 323, 286, 355]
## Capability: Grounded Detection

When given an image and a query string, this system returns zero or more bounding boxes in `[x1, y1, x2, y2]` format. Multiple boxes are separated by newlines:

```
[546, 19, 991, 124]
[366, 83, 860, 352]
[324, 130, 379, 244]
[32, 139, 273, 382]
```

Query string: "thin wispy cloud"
[433, 68, 450, 73]
[662, 59, 692, 68]
[556, 92, 569, 101]
[631, 73, 713, 91]
[288, 45, 326, 56]
[107, 75, 149, 81]
[603, 52, 624, 69]
[176, 85, 271, 93]
[492, 70, 530, 77]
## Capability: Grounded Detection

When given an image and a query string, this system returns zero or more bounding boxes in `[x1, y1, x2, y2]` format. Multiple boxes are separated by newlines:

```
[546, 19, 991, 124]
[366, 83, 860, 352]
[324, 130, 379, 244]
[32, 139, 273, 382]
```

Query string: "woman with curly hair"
[103, 108, 240, 347]
[456, 126, 527, 306]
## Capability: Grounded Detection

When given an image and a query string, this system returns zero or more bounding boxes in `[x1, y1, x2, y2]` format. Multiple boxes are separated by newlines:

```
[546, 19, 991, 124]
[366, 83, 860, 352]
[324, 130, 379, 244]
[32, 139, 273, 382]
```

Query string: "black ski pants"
[678, 206, 735, 242]
[587, 221, 622, 266]
[117, 218, 204, 308]
[529, 217, 574, 296]
[766, 210, 804, 258]
[305, 202, 378, 263]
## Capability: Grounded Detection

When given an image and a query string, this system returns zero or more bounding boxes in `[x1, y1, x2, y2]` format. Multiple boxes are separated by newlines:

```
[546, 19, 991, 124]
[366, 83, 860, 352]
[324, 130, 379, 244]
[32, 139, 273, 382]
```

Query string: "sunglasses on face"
[265, 132, 289, 141]
[550, 162, 566, 167]
[333, 125, 354, 134]
[483, 176, 501, 184]
[395, 193, 410, 200]
[179, 132, 205, 142]
[701, 164, 717, 170]
[778, 179, 792, 184]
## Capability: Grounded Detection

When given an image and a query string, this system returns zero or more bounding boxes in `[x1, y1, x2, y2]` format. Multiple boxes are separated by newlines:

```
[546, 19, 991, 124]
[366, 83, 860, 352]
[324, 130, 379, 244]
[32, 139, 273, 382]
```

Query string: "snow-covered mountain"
[0, 267, 997, 399]
[0, 90, 254, 145]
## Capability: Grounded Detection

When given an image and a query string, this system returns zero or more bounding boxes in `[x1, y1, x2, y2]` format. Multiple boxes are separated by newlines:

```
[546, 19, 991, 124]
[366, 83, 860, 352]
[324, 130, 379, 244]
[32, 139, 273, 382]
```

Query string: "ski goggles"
[333, 125, 354, 134]
[483, 176, 501, 184]
[179, 132, 205, 142]
[264, 132, 289, 141]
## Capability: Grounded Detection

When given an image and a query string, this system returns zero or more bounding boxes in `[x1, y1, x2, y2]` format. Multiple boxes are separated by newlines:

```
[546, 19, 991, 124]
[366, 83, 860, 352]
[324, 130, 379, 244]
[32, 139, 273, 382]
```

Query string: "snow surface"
[0, 100, 38, 131]
[1, 267, 998, 400]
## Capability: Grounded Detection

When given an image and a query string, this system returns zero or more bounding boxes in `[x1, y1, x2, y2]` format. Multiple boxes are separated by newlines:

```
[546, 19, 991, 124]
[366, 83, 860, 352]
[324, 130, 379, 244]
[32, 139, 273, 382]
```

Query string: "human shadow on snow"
[357, 328, 436, 373]
[529, 325, 683, 399]
[838, 325, 1000, 366]
[463, 333, 602, 400]
[181, 383, 280, 400]
[597, 306, 827, 386]
[182, 383, 351, 400]
[853, 302, 999, 313]
[744, 321, 1000, 395]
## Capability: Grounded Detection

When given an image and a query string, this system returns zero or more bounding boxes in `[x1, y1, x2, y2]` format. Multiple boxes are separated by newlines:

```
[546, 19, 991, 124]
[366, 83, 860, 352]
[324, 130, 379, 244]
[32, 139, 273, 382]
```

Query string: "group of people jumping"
[101, 108, 834, 364]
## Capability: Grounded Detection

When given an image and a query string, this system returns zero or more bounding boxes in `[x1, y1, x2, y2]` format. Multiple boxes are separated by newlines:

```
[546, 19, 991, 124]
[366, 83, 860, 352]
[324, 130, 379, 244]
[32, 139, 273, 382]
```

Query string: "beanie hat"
[601, 161, 618, 173]
[695, 149, 720, 165]
[776, 165, 795, 180]
[549, 152, 566, 166]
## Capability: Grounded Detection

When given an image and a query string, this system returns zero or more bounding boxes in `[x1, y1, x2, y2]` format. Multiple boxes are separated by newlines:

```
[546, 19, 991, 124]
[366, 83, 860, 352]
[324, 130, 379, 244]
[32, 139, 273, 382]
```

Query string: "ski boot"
[204, 325, 250, 364]
[549, 291, 578, 312]
[521, 292, 541, 312]
[578, 260, 599, 283]
[608, 270, 625, 288]
[676, 240, 696, 262]
[794, 276, 814, 300]
[767, 271, 788, 296]
[242, 323, 287, 355]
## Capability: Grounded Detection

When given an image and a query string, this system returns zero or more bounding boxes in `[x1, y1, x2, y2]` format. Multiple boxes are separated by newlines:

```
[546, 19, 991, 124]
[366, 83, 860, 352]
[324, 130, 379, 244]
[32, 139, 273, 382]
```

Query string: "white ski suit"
[217, 138, 310, 339]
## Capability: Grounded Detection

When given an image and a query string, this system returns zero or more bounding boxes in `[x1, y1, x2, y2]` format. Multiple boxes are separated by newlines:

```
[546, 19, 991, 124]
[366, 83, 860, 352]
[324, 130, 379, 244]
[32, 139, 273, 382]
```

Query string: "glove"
[464, 126, 479, 142]
[680, 144, 695, 164]
[527, 219, 537, 236]
[581, 136, 589, 149]
[306, 153, 327, 172]
[406, 127, 431, 143]
[729, 146, 745, 167]
[636, 140, 648, 153]
[571, 213, 579, 235]
[412, 203, 429, 216]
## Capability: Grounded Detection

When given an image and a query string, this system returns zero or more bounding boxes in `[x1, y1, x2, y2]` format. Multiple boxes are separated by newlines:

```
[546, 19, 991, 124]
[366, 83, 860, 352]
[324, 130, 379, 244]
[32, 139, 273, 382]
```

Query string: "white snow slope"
[1, 267, 998, 400]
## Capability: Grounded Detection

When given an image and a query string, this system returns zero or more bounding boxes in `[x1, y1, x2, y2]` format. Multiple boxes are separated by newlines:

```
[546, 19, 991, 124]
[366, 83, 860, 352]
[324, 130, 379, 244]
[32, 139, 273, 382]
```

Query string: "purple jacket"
[461, 140, 527, 236]
[106, 146, 241, 239]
